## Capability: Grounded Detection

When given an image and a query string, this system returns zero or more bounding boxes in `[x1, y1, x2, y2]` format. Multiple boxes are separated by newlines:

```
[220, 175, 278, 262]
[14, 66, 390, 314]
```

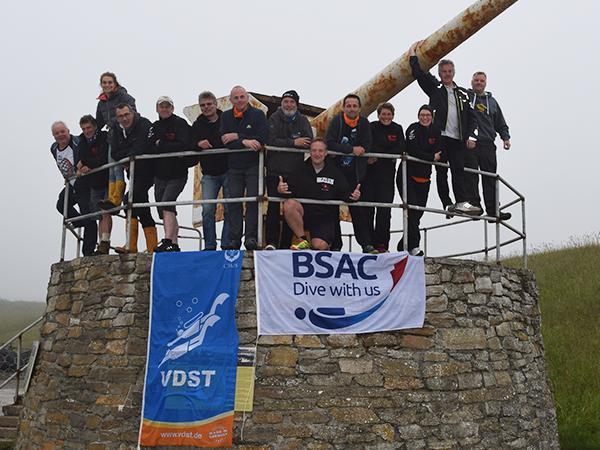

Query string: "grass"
[0, 299, 45, 349]
[506, 237, 600, 449]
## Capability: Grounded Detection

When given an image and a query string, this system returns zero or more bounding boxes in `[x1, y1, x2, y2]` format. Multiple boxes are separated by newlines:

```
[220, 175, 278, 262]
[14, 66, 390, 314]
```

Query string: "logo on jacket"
[387, 134, 397, 142]
[294, 257, 408, 329]
[428, 137, 437, 145]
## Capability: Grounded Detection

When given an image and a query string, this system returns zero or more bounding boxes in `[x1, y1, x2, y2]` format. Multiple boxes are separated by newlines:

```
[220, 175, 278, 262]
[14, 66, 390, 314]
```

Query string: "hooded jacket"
[191, 110, 228, 176]
[220, 105, 269, 170]
[284, 157, 353, 218]
[78, 130, 109, 189]
[325, 112, 372, 185]
[111, 113, 154, 180]
[148, 113, 192, 180]
[267, 107, 313, 176]
[95, 86, 136, 130]
[410, 56, 477, 142]
[467, 90, 510, 144]
[404, 122, 442, 180]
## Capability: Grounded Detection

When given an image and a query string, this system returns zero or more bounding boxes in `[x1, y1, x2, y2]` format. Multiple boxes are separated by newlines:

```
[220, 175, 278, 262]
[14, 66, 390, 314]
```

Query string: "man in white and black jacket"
[278, 138, 361, 251]
[466, 71, 512, 220]
[266, 90, 313, 249]
[148, 96, 192, 252]
[408, 41, 481, 217]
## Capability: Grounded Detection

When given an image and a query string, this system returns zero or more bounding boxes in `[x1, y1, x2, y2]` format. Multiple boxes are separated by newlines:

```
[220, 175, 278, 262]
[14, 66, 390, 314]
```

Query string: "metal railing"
[0, 316, 43, 403]
[60, 145, 526, 267]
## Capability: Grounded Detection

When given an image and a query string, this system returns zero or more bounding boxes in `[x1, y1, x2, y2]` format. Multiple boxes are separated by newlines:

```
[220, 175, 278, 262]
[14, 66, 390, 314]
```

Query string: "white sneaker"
[409, 247, 424, 256]
[455, 202, 482, 215]
[264, 244, 277, 250]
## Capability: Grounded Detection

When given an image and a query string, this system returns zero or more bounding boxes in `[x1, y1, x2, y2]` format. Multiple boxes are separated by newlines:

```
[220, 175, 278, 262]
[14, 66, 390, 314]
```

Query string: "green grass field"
[0, 300, 45, 349]
[507, 241, 600, 449]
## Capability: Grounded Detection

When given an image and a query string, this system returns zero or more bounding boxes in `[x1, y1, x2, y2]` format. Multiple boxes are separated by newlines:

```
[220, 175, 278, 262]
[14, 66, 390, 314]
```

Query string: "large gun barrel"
[310, 0, 518, 136]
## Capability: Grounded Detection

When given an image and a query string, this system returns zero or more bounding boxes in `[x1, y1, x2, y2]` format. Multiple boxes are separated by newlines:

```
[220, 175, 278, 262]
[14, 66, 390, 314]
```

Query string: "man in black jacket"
[466, 71, 512, 220]
[220, 85, 268, 250]
[278, 139, 361, 250]
[266, 90, 313, 249]
[408, 41, 481, 217]
[191, 91, 232, 250]
[50, 121, 97, 256]
[325, 94, 372, 251]
[396, 106, 442, 255]
[112, 104, 157, 253]
[78, 115, 111, 254]
[148, 96, 191, 252]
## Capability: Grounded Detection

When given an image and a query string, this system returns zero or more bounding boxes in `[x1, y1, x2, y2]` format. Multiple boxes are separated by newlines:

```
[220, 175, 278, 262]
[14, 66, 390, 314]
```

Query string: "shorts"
[303, 207, 336, 245]
[154, 176, 187, 218]
[90, 187, 108, 214]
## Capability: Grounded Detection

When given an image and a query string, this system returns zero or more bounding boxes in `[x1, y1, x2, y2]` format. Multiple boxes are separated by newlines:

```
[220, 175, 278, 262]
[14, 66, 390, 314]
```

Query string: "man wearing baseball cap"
[148, 96, 192, 252]
[265, 90, 313, 249]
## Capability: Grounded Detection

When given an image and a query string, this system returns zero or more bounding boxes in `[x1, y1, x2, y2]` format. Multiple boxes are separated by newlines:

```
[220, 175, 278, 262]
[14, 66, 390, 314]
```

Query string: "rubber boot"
[98, 181, 116, 210]
[115, 218, 139, 253]
[143, 227, 158, 254]
[111, 180, 126, 208]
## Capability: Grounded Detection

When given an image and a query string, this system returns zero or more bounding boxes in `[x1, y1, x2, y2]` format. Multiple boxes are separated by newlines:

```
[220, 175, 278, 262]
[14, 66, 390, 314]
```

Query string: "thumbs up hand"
[278, 175, 291, 194]
[350, 183, 361, 201]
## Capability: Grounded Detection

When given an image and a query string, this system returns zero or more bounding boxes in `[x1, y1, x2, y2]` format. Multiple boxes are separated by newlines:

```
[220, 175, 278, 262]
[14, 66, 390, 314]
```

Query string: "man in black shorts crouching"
[278, 138, 361, 250]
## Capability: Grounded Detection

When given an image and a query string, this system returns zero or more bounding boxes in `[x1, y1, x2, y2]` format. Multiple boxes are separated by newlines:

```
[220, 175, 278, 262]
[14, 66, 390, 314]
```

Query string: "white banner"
[255, 250, 425, 335]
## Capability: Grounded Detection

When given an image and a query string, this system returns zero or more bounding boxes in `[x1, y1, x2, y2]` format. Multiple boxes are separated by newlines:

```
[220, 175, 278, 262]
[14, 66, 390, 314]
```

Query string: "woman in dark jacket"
[364, 102, 406, 253]
[396, 105, 441, 255]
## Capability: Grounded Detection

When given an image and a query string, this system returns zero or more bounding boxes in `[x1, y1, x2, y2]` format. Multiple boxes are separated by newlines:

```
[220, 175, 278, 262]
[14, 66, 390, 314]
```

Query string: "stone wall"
[16, 254, 559, 449]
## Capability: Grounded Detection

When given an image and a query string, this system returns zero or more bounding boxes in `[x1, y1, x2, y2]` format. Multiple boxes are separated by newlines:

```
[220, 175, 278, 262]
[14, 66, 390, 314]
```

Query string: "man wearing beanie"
[265, 90, 313, 249]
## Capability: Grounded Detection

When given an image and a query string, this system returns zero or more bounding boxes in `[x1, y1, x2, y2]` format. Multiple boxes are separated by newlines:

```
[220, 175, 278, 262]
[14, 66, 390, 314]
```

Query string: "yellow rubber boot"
[115, 218, 139, 253]
[111, 180, 126, 207]
[143, 227, 158, 254]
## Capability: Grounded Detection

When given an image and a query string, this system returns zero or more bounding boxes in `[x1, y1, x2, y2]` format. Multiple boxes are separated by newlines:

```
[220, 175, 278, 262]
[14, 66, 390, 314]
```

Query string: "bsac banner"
[255, 250, 425, 335]
[139, 250, 243, 448]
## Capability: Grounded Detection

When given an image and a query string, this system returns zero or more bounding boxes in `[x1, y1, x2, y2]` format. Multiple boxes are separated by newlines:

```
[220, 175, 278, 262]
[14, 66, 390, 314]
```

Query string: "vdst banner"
[139, 251, 244, 448]
[255, 251, 425, 335]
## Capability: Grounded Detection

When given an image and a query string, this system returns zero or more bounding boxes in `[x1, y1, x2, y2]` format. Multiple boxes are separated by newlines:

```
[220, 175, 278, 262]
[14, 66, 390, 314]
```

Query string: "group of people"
[50, 42, 510, 257]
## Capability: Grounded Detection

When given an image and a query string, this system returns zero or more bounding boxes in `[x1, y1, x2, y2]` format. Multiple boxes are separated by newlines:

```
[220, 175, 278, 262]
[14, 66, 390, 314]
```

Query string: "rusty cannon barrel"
[310, 0, 519, 137]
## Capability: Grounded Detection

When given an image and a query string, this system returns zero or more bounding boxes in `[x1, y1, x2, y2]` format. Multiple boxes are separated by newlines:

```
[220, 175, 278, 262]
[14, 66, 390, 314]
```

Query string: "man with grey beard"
[265, 90, 313, 249]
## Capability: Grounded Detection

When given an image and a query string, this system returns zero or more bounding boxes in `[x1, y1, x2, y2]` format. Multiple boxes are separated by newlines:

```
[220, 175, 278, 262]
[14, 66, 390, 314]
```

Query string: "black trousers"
[56, 182, 97, 256]
[435, 136, 467, 206]
[126, 176, 156, 228]
[464, 141, 498, 215]
[363, 167, 395, 250]
[396, 174, 430, 251]
[265, 175, 292, 248]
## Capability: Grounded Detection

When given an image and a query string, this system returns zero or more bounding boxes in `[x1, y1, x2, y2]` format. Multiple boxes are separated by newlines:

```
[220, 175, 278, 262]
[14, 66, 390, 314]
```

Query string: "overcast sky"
[1, 0, 598, 301]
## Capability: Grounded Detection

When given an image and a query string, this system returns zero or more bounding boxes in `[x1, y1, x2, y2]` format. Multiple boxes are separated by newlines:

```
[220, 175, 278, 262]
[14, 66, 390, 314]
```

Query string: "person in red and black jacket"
[365, 102, 406, 253]
[77, 115, 111, 254]
[396, 105, 442, 256]
[148, 96, 192, 253]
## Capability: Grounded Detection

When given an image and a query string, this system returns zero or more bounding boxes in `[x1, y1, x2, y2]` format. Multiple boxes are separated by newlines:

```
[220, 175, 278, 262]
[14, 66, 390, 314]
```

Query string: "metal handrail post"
[484, 220, 489, 262]
[60, 180, 69, 262]
[15, 335, 21, 402]
[495, 176, 501, 263]
[401, 154, 408, 252]
[76, 229, 82, 258]
[126, 157, 135, 252]
[423, 229, 428, 257]
[522, 199, 527, 269]
[257, 149, 264, 247]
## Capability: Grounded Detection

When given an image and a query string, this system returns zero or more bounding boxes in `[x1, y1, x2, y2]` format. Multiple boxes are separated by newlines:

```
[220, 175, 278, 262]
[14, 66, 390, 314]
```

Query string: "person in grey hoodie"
[266, 90, 313, 249]
[465, 71, 512, 220]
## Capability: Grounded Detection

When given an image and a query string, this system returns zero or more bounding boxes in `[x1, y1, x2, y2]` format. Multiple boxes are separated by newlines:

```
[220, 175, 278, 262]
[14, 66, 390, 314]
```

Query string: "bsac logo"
[291, 252, 408, 329]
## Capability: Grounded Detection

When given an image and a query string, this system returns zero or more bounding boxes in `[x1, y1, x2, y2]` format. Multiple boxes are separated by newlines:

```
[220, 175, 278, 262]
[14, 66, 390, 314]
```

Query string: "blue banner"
[139, 250, 243, 447]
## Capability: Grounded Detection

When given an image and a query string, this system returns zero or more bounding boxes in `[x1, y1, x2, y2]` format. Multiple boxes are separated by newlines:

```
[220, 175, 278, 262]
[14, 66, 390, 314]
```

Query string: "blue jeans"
[201, 173, 231, 249]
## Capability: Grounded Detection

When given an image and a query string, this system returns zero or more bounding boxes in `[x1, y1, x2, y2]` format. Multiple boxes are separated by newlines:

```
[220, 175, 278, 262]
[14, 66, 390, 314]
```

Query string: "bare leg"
[99, 214, 112, 237]
[283, 200, 305, 238]
[162, 211, 179, 242]
[311, 238, 330, 250]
